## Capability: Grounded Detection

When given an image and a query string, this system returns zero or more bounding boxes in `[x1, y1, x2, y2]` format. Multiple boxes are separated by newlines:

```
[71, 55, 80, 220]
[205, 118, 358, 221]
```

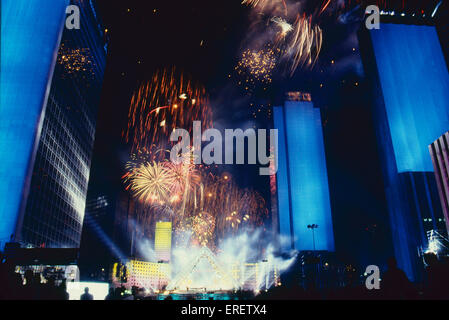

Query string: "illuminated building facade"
[360, 22, 449, 281]
[429, 132, 449, 236]
[0, 0, 107, 249]
[0, 0, 70, 249]
[155, 222, 172, 262]
[273, 92, 335, 252]
[112, 260, 171, 291]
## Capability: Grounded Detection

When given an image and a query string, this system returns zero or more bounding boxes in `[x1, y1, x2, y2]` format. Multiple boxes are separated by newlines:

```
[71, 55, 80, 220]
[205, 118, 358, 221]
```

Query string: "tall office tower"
[0, 0, 70, 249]
[155, 222, 172, 263]
[273, 92, 335, 253]
[0, 0, 107, 249]
[359, 22, 449, 281]
[429, 132, 449, 236]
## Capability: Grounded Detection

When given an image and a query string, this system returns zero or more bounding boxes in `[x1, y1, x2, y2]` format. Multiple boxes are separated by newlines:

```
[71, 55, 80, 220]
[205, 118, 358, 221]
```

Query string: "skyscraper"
[429, 132, 449, 236]
[360, 22, 449, 281]
[0, 0, 70, 249]
[155, 222, 172, 263]
[0, 0, 107, 249]
[273, 92, 335, 253]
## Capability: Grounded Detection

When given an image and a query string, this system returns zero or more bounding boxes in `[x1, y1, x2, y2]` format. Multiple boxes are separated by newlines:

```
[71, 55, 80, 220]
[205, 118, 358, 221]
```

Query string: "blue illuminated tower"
[0, 0, 70, 249]
[0, 0, 107, 249]
[360, 22, 449, 281]
[273, 92, 335, 253]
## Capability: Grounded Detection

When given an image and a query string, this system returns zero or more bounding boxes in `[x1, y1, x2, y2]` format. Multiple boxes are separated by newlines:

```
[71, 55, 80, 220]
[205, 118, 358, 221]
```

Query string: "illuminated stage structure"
[0, 0, 107, 249]
[425, 229, 449, 257]
[111, 224, 281, 293]
[168, 247, 280, 292]
[360, 22, 449, 281]
[167, 246, 238, 291]
[231, 261, 281, 292]
[273, 92, 335, 252]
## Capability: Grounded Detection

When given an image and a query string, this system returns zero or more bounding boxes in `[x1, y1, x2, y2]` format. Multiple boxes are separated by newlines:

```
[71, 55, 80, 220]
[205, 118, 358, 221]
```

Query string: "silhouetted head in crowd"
[24, 270, 34, 285]
[424, 252, 439, 267]
[33, 273, 41, 285]
[47, 276, 56, 287]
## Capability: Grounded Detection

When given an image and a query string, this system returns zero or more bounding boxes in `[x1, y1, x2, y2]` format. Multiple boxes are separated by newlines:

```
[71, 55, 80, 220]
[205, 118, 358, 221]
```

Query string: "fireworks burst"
[162, 161, 200, 196]
[123, 146, 268, 248]
[234, 47, 276, 92]
[123, 67, 213, 153]
[124, 164, 269, 248]
[123, 161, 176, 204]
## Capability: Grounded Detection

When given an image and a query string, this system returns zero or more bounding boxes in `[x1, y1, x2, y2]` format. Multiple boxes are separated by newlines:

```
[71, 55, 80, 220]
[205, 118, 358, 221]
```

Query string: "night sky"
[87, 0, 449, 267]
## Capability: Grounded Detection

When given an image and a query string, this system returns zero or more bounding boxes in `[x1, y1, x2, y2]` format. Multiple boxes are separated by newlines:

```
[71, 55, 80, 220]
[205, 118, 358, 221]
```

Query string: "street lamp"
[307, 224, 319, 252]
[307, 224, 319, 289]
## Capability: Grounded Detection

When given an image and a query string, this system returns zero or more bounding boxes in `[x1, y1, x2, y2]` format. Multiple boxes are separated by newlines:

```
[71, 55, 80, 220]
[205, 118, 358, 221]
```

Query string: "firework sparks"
[242, 0, 288, 15]
[123, 67, 213, 153]
[271, 16, 293, 38]
[226, 211, 241, 229]
[191, 211, 216, 246]
[278, 14, 323, 75]
[319, 0, 333, 15]
[240, 1, 324, 77]
[57, 42, 95, 78]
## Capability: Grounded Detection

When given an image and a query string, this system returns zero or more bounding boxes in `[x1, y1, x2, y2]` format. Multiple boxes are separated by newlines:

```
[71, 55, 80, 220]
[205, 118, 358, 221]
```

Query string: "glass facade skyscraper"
[20, 0, 107, 248]
[0, 0, 70, 249]
[0, 0, 107, 249]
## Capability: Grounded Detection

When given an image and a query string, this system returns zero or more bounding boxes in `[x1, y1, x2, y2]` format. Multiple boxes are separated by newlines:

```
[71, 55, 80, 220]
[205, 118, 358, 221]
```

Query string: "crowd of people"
[1, 253, 448, 300]
[0, 261, 69, 300]
[258, 254, 449, 300]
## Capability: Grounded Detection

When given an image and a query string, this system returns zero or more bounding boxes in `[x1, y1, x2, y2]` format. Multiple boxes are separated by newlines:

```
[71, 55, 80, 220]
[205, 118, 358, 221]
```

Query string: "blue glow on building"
[274, 100, 335, 252]
[370, 24, 449, 173]
[364, 23, 449, 281]
[0, 0, 69, 248]
[273, 107, 293, 252]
